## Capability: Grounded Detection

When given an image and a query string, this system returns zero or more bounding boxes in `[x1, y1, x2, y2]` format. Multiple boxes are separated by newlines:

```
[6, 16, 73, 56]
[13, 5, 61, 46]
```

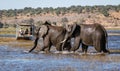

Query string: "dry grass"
[12, 41, 33, 47]
[0, 27, 16, 34]
[106, 26, 120, 30]
[0, 37, 34, 49]
[0, 37, 16, 42]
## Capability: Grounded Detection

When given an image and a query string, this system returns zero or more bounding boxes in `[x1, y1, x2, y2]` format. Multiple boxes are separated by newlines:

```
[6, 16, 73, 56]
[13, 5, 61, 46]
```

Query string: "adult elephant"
[62, 23, 110, 53]
[29, 21, 71, 52]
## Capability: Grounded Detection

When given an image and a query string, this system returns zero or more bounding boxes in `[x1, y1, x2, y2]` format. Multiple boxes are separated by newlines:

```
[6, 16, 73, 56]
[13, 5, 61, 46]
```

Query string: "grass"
[0, 27, 16, 35]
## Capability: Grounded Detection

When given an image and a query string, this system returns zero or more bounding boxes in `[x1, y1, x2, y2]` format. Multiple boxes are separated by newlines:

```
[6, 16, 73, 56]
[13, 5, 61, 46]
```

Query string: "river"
[0, 30, 120, 71]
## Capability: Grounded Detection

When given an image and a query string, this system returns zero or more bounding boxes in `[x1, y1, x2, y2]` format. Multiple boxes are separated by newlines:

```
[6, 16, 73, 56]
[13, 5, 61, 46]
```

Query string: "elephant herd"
[29, 21, 110, 54]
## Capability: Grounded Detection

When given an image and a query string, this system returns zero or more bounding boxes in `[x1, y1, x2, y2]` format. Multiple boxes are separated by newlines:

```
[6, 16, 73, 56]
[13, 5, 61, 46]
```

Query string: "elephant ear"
[65, 24, 76, 36]
[39, 25, 48, 37]
[65, 24, 76, 32]
[65, 24, 72, 32]
[61, 24, 76, 43]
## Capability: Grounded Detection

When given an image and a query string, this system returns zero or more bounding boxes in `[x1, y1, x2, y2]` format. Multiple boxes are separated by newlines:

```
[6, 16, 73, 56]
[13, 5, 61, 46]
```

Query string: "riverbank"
[105, 26, 120, 30]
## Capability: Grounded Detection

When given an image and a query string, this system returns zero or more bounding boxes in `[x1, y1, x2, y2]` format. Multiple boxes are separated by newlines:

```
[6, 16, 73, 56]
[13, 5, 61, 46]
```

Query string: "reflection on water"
[0, 30, 120, 71]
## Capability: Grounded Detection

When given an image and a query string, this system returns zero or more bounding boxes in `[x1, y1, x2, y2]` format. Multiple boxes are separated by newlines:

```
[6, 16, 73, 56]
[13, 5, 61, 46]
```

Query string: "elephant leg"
[62, 40, 71, 51]
[102, 47, 110, 53]
[94, 40, 102, 52]
[41, 43, 52, 53]
[71, 37, 81, 52]
[100, 41, 110, 53]
[82, 43, 88, 53]
[56, 43, 62, 51]
[40, 36, 51, 52]
[103, 48, 110, 53]
[29, 37, 39, 52]
[94, 36, 109, 53]
[94, 43, 109, 53]
[40, 43, 51, 52]
[66, 41, 72, 51]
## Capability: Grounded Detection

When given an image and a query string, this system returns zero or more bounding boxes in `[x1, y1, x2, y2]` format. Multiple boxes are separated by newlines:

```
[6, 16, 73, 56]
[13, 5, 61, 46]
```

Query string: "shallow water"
[0, 31, 120, 71]
[108, 35, 120, 49]
[0, 45, 120, 71]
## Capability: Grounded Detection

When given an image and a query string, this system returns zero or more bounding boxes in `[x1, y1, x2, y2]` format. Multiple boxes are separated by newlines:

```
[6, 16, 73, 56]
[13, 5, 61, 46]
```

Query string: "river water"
[0, 30, 120, 71]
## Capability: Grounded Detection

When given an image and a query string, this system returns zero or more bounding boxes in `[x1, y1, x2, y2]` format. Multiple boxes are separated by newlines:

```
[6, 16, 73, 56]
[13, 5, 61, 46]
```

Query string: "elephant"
[29, 21, 71, 52]
[61, 23, 110, 53]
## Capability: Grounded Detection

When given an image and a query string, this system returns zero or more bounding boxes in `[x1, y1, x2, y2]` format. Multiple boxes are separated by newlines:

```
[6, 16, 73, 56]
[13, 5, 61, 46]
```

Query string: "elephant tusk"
[60, 38, 67, 43]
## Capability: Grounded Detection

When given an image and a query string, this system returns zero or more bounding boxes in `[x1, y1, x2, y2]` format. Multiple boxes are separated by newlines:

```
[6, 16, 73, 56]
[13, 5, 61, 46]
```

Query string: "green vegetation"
[0, 5, 119, 18]
[0, 5, 120, 34]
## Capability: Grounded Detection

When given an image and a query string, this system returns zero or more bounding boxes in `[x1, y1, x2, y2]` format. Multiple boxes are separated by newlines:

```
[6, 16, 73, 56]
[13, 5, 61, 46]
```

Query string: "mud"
[0, 33, 120, 71]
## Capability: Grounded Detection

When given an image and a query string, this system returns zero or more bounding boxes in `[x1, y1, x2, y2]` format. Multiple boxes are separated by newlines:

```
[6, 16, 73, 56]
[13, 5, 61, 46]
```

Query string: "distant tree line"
[0, 5, 120, 18]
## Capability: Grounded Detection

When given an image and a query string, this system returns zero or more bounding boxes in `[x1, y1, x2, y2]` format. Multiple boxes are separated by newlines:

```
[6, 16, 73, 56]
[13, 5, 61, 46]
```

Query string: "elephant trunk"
[61, 32, 69, 51]
[61, 24, 77, 51]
